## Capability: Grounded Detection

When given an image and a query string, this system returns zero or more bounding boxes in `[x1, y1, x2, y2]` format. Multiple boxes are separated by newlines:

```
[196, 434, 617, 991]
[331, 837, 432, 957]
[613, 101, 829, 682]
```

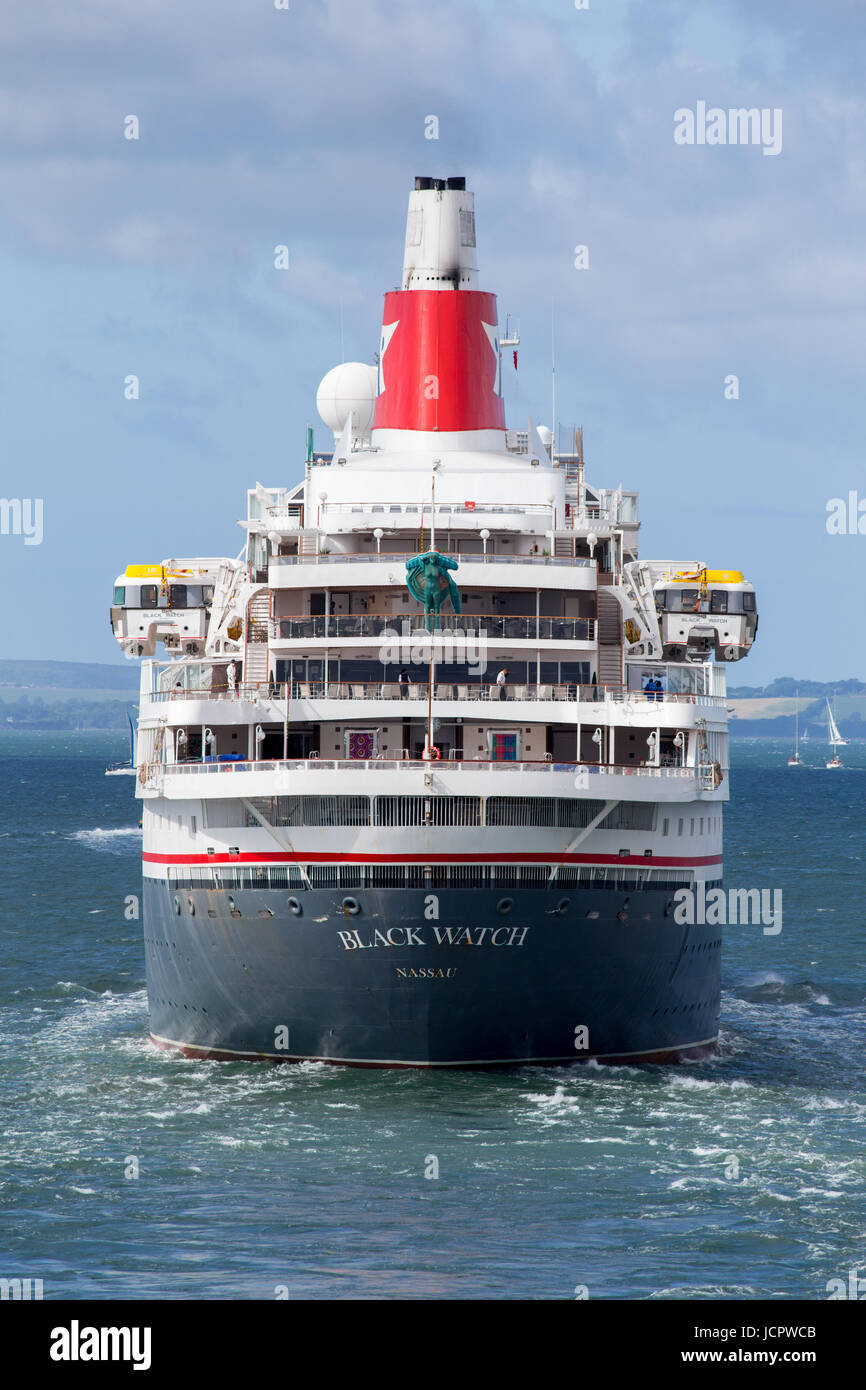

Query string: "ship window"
[678, 818, 684, 835]
[139, 584, 158, 607]
[742, 591, 756, 612]
[662, 819, 669, 836]
[561, 662, 590, 684]
[680, 589, 700, 612]
[202, 585, 214, 606]
[114, 585, 126, 605]
[169, 584, 187, 608]
[709, 590, 728, 614]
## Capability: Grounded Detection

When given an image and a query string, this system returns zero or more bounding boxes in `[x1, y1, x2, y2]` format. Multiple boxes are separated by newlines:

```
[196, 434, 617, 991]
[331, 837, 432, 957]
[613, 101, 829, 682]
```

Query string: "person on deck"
[496, 668, 509, 701]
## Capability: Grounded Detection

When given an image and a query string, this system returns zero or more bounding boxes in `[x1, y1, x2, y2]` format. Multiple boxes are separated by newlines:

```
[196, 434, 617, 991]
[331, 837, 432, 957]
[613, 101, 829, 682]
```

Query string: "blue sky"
[1, 0, 864, 684]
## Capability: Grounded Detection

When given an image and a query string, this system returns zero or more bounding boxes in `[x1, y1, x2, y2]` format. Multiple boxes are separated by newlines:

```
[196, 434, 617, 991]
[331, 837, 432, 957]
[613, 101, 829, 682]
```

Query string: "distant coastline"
[0, 659, 137, 731]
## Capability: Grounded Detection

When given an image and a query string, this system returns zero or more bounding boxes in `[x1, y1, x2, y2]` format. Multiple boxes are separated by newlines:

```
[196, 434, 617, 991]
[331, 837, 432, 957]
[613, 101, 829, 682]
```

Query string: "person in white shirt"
[496, 667, 509, 701]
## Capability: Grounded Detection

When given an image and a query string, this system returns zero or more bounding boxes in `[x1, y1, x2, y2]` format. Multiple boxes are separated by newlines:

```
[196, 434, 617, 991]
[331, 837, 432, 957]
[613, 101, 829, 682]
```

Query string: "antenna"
[551, 301, 556, 463]
[500, 313, 519, 387]
[500, 313, 520, 346]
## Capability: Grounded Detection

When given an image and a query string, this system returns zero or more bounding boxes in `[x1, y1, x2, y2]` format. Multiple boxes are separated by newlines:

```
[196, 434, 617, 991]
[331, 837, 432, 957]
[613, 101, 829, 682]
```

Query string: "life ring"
[430, 745, 441, 760]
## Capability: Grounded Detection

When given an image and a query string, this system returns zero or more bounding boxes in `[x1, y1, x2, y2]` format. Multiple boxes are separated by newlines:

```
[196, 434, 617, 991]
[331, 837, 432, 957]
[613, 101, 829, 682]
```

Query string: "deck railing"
[146, 682, 726, 708]
[270, 614, 595, 641]
[270, 551, 592, 568]
[159, 758, 697, 778]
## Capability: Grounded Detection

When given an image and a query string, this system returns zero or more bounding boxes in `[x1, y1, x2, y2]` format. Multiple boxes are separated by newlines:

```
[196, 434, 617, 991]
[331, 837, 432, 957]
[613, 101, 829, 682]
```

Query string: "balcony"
[159, 757, 696, 777]
[146, 681, 728, 709]
[271, 551, 592, 568]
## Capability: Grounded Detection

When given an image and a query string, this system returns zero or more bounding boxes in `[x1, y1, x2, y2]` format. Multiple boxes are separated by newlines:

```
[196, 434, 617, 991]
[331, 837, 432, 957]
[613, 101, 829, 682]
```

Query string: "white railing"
[270, 552, 592, 567]
[160, 758, 697, 778]
[321, 502, 553, 517]
[144, 682, 728, 709]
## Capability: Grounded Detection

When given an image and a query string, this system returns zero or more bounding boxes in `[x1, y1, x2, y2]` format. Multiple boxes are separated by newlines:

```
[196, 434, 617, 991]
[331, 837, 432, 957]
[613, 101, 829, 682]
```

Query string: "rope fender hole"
[342, 896, 361, 916]
[287, 897, 302, 916]
[496, 897, 513, 916]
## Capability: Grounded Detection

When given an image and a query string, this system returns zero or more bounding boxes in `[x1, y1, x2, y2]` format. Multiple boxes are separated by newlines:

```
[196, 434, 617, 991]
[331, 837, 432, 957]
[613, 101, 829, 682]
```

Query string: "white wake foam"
[71, 827, 141, 851]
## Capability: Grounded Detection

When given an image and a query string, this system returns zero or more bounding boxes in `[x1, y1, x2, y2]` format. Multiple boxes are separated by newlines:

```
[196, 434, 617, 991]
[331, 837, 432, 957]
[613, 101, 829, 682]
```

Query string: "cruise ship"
[110, 175, 759, 1066]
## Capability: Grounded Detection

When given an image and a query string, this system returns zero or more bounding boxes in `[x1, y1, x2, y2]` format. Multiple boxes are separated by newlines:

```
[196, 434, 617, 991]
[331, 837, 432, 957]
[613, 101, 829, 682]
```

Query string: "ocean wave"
[649, 1285, 758, 1299]
[740, 970, 786, 986]
[736, 978, 839, 1007]
[70, 827, 141, 851]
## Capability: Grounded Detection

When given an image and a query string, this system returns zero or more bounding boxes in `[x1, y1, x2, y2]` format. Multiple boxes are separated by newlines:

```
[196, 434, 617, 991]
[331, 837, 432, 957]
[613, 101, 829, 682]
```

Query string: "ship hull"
[143, 879, 721, 1066]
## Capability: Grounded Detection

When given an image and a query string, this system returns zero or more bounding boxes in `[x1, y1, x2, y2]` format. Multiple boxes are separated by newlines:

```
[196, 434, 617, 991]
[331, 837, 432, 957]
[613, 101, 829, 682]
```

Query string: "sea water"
[1, 732, 863, 1299]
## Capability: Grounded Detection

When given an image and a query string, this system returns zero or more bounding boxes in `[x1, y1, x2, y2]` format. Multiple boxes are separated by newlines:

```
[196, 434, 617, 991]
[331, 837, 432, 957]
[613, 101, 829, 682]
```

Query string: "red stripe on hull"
[143, 850, 722, 867]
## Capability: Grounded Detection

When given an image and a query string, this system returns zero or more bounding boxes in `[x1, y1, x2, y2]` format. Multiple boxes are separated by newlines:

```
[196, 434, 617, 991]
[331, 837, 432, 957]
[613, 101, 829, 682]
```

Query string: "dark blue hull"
[142, 879, 721, 1066]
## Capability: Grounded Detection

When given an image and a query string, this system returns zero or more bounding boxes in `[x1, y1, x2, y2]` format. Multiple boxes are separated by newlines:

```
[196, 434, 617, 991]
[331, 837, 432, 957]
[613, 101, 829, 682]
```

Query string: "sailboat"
[788, 691, 802, 765]
[106, 705, 138, 775]
[826, 695, 846, 768]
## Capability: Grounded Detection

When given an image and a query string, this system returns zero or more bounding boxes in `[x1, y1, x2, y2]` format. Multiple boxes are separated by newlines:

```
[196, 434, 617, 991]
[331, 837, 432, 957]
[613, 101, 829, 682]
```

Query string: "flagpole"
[427, 469, 437, 757]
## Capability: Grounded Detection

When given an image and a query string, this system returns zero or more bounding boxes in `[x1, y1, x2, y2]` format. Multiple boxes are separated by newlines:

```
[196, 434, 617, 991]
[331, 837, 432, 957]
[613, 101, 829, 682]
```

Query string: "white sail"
[826, 698, 847, 747]
[788, 692, 801, 764]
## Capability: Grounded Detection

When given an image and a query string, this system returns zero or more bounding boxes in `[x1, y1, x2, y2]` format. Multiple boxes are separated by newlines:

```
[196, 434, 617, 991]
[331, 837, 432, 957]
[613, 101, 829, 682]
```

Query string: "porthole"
[342, 896, 361, 916]
[187, 897, 195, 916]
[288, 897, 302, 916]
[172, 896, 181, 915]
[496, 897, 513, 916]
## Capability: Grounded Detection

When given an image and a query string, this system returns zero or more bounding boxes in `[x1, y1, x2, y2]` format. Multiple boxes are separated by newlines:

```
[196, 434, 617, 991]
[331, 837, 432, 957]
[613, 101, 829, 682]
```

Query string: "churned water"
[1, 732, 864, 1300]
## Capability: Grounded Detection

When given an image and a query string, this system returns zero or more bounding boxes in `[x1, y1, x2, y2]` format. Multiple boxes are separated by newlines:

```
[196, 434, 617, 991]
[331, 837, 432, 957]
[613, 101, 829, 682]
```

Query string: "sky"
[1, 0, 864, 685]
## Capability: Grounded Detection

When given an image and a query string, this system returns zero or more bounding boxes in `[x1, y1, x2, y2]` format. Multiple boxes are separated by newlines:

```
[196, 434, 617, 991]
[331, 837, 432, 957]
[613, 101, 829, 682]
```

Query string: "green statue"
[405, 551, 461, 632]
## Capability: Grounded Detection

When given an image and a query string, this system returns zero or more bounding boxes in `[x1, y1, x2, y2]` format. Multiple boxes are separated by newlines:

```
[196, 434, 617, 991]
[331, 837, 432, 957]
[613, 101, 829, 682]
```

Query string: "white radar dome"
[316, 362, 378, 434]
